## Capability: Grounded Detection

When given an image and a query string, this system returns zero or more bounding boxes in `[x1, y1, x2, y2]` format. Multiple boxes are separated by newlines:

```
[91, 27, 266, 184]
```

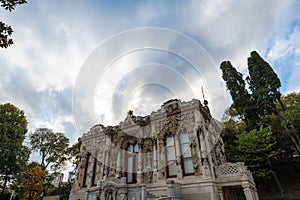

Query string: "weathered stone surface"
[70, 99, 259, 200]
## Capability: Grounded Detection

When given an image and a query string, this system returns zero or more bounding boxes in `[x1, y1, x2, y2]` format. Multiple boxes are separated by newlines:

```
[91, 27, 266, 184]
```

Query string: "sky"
[1, 0, 300, 150]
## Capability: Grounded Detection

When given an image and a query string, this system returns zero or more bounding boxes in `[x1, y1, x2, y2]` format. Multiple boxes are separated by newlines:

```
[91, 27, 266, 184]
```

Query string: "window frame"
[82, 153, 91, 187]
[125, 144, 139, 184]
[91, 155, 98, 186]
[179, 130, 195, 176]
[165, 135, 177, 178]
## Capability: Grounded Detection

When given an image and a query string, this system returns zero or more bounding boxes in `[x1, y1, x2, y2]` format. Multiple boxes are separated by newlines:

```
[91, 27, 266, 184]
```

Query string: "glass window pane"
[88, 155, 93, 162]
[181, 144, 191, 158]
[85, 175, 90, 185]
[86, 155, 93, 175]
[168, 161, 177, 176]
[180, 132, 189, 144]
[127, 172, 132, 183]
[167, 147, 176, 160]
[134, 144, 139, 152]
[128, 157, 133, 173]
[93, 163, 98, 185]
[128, 145, 133, 153]
[183, 158, 194, 174]
[166, 136, 174, 147]
[127, 156, 133, 183]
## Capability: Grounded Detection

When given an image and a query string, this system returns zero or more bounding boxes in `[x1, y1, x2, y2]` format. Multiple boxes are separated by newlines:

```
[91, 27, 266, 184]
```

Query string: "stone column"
[116, 147, 122, 178]
[166, 180, 175, 198]
[195, 128, 203, 166]
[153, 141, 158, 183]
[141, 185, 146, 200]
[100, 150, 106, 180]
[85, 190, 89, 200]
[157, 137, 166, 180]
[104, 141, 111, 179]
[174, 134, 183, 179]
[97, 152, 103, 181]
[217, 187, 224, 200]
[199, 129, 207, 158]
[243, 185, 257, 200]
[137, 142, 143, 184]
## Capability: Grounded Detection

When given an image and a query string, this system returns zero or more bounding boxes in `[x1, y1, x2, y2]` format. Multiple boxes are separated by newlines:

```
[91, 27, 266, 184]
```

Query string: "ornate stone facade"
[70, 99, 259, 200]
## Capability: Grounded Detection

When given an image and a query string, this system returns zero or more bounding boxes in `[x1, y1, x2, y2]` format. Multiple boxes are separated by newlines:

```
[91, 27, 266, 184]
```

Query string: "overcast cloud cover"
[1, 0, 300, 150]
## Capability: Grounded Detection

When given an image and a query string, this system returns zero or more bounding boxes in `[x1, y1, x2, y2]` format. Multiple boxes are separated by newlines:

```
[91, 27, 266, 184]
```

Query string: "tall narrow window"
[166, 135, 177, 178]
[180, 131, 194, 175]
[92, 153, 99, 186]
[83, 153, 93, 187]
[125, 144, 138, 183]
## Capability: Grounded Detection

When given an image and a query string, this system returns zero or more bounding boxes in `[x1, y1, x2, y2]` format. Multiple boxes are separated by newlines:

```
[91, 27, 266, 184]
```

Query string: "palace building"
[70, 99, 259, 200]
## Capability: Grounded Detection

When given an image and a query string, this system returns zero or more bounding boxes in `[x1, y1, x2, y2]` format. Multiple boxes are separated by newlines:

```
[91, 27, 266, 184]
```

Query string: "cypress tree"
[220, 61, 258, 129]
[247, 51, 282, 117]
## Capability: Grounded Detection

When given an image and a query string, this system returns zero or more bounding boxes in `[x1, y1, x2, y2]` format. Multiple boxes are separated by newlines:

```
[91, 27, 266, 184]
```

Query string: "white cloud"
[0, 0, 299, 148]
[181, 0, 299, 69]
[268, 25, 300, 60]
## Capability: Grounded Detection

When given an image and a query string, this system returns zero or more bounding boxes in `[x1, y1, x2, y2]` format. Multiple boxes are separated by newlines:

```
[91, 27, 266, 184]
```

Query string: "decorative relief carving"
[215, 140, 226, 165]
[189, 135, 202, 175]
[143, 139, 153, 153]
[158, 115, 181, 137]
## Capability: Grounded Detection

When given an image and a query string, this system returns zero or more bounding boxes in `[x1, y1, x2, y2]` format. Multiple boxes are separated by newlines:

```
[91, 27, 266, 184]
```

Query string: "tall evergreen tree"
[220, 61, 258, 129]
[247, 51, 300, 153]
[247, 51, 282, 117]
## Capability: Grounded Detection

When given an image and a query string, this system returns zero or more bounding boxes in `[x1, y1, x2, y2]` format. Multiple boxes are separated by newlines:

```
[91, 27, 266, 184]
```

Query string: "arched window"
[125, 144, 139, 183]
[166, 135, 177, 178]
[179, 131, 194, 175]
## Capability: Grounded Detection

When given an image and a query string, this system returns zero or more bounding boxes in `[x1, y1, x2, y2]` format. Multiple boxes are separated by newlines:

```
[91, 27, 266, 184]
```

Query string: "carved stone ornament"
[159, 115, 181, 137]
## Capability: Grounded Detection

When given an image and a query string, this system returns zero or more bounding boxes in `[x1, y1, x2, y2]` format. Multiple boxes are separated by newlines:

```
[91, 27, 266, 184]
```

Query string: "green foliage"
[220, 50, 300, 153]
[235, 126, 282, 178]
[30, 128, 69, 171]
[220, 51, 300, 181]
[222, 107, 247, 162]
[46, 181, 73, 200]
[0, 103, 29, 198]
[0, 0, 27, 48]
[220, 61, 259, 129]
[66, 139, 81, 169]
[281, 92, 300, 135]
[247, 51, 282, 117]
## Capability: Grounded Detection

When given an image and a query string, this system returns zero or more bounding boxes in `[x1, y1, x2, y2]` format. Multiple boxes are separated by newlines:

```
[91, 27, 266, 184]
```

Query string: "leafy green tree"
[30, 128, 69, 171]
[235, 126, 282, 178]
[0, 0, 27, 48]
[221, 107, 247, 161]
[280, 92, 300, 139]
[66, 139, 81, 169]
[0, 103, 29, 199]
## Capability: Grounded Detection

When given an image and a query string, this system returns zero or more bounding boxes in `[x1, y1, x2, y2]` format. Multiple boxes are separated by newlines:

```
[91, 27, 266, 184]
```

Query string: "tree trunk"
[1, 173, 9, 199]
[268, 160, 285, 197]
